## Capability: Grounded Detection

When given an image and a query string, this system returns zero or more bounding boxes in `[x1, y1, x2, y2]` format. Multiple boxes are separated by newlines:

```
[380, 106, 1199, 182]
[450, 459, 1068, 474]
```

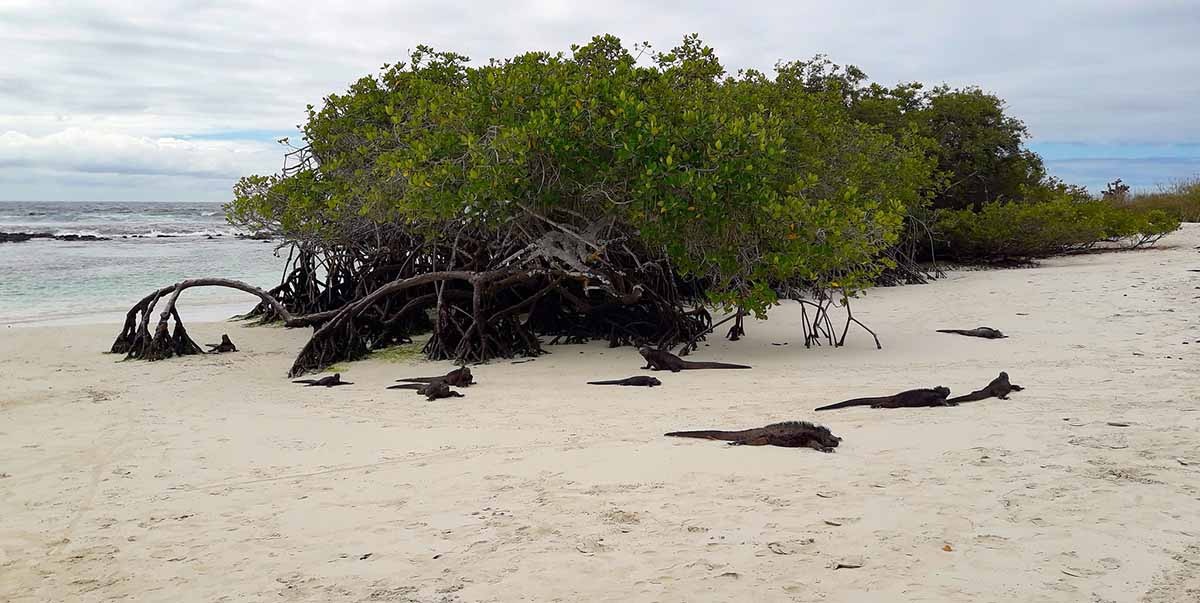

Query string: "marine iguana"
[292, 373, 352, 387]
[395, 366, 474, 388]
[387, 380, 464, 401]
[586, 376, 662, 387]
[638, 347, 751, 372]
[814, 386, 953, 411]
[665, 421, 841, 451]
[205, 334, 237, 353]
[936, 327, 1007, 339]
[947, 371, 1024, 403]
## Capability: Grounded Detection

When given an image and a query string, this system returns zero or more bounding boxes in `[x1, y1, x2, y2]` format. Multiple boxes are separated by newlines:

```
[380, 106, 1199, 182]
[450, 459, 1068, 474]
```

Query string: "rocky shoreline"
[0, 232, 110, 243]
[0, 231, 274, 243]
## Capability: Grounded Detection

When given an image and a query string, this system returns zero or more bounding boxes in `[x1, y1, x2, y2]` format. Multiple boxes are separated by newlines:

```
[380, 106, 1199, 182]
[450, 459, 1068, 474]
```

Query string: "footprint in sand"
[601, 509, 641, 525]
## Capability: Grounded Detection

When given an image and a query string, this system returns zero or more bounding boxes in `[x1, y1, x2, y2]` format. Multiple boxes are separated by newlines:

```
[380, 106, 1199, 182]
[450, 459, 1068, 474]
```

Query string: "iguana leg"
[728, 438, 771, 446]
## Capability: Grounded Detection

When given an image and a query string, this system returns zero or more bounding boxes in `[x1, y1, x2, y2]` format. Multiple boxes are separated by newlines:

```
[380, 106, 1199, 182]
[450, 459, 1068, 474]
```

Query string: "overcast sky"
[1, 0, 1197, 202]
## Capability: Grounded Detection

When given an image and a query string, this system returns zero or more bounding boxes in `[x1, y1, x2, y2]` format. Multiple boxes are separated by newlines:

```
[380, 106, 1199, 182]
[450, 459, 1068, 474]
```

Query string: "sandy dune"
[2, 226, 1198, 602]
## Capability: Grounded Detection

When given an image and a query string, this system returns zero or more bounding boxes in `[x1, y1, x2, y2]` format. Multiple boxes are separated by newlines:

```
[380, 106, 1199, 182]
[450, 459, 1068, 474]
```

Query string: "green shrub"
[935, 197, 1180, 261]
[1120, 178, 1200, 222]
[231, 36, 934, 315]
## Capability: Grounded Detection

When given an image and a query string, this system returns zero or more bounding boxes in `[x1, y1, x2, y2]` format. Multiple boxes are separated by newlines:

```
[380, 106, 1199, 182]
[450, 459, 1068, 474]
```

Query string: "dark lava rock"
[0, 232, 110, 243]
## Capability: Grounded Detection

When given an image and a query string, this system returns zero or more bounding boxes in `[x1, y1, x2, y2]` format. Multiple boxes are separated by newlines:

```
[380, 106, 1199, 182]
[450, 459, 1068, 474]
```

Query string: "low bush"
[1119, 178, 1200, 222]
[934, 197, 1180, 261]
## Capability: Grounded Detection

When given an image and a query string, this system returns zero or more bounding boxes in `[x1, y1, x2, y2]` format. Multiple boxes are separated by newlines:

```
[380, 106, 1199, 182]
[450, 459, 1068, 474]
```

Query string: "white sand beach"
[2, 226, 1197, 602]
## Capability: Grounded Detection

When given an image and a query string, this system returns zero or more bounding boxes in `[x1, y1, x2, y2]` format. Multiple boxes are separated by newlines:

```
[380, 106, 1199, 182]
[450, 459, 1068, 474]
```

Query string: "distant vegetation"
[114, 34, 1182, 373]
[1104, 177, 1200, 223]
[934, 195, 1178, 261]
[776, 61, 1181, 265]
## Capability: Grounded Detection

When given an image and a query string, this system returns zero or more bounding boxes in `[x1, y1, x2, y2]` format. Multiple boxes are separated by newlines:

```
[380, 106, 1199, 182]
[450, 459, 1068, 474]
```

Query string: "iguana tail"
[678, 361, 751, 370]
[946, 390, 990, 404]
[386, 383, 424, 390]
[587, 379, 627, 385]
[813, 397, 883, 411]
[664, 430, 740, 440]
[395, 376, 438, 383]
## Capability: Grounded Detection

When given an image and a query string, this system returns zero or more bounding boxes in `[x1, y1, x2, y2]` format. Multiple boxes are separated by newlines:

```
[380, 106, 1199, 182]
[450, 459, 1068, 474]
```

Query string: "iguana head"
[812, 423, 842, 448]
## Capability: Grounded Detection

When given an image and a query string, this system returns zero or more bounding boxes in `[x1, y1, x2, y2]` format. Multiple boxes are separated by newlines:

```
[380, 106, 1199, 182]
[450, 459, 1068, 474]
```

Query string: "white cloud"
[0, 129, 279, 178]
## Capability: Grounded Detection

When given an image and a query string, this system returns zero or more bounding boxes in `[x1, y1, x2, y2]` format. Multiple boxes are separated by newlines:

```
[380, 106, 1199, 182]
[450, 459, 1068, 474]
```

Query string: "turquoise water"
[0, 201, 285, 326]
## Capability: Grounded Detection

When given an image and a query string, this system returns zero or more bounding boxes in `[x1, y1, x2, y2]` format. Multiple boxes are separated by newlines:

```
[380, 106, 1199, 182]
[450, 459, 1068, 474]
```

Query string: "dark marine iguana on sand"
[936, 327, 1007, 339]
[665, 421, 841, 451]
[387, 380, 464, 401]
[292, 373, 352, 387]
[814, 386, 953, 411]
[587, 376, 662, 387]
[205, 334, 237, 353]
[638, 347, 751, 372]
[394, 366, 474, 388]
[947, 371, 1023, 403]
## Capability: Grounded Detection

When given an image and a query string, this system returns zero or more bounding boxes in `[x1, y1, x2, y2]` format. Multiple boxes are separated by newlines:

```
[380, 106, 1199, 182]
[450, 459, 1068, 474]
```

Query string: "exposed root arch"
[288, 270, 478, 377]
[111, 277, 324, 361]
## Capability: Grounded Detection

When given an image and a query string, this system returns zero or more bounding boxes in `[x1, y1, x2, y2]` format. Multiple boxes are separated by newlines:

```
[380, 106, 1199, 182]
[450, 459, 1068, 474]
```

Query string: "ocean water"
[0, 201, 286, 326]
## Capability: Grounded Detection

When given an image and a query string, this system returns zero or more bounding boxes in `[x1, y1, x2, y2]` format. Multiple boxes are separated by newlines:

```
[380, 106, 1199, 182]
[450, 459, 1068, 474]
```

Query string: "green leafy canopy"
[231, 35, 935, 315]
